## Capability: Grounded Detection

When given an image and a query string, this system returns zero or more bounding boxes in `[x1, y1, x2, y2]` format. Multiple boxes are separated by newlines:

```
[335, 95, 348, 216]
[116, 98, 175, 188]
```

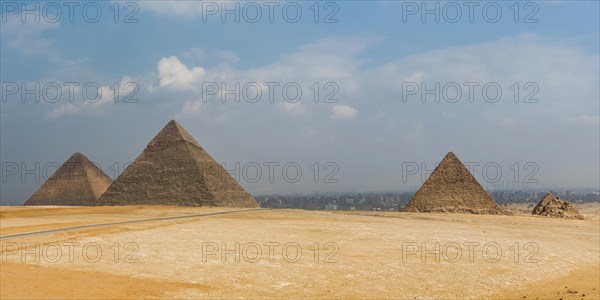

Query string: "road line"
[0, 208, 267, 241]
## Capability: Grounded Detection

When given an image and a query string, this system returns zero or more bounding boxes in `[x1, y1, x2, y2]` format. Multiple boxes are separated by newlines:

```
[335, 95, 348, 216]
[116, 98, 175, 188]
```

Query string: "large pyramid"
[403, 152, 505, 214]
[532, 192, 583, 219]
[24, 152, 113, 206]
[97, 120, 259, 207]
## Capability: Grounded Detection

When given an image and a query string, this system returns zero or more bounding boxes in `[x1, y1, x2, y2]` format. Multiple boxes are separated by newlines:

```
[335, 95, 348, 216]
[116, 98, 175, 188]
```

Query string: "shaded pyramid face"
[98, 120, 259, 208]
[532, 193, 583, 219]
[403, 152, 505, 214]
[24, 152, 113, 206]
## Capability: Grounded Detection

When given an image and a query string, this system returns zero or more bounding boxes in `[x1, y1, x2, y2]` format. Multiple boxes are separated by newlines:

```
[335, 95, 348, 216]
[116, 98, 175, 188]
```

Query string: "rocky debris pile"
[532, 193, 583, 220]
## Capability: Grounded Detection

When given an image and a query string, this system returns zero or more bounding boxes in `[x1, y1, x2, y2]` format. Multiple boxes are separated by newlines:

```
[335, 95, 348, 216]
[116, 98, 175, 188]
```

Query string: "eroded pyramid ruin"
[403, 152, 505, 214]
[97, 120, 259, 207]
[24, 152, 113, 206]
[532, 192, 583, 220]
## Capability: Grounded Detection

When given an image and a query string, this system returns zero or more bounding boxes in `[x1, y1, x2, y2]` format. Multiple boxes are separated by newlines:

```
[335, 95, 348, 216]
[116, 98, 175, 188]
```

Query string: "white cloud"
[299, 127, 317, 138]
[566, 114, 600, 124]
[138, 1, 205, 17]
[278, 101, 307, 114]
[213, 50, 240, 64]
[0, 11, 59, 57]
[47, 103, 79, 119]
[138, 0, 246, 18]
[139, 34, 597, 133]
[137, 34, 598, 128]
[182, 48, 206, 60]
[331, 105, 358, 120]
[0, 9, 112, 79]
[157, 56, 205, 91]
[182, 100, 204, 115]
[214, 112, 231, 123]
[46, 76, 135, 119]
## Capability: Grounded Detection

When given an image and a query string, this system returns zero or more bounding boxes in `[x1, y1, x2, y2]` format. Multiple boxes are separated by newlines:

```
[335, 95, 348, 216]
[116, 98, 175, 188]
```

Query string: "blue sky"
[1, 1, 599, 204]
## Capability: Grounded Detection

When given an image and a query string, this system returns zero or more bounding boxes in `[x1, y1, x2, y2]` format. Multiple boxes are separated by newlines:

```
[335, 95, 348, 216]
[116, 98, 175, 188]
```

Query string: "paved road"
[0, 208, 267, 241]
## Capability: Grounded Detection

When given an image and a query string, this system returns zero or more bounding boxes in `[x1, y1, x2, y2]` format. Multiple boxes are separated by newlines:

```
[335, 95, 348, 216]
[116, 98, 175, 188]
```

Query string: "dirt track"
[1, 204, 599, 299]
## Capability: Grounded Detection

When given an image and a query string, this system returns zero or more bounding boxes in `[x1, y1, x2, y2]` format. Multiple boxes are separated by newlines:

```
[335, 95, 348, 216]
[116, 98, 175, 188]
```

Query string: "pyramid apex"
[440, 151, 462, 164]
[67, 152, 90, 164]
[163, 119, 184, 131]
[149, 120, 202, 149]
[70, 152, 84, 158]
[444, 151, 458, 158]
[164, 119, 186, 130]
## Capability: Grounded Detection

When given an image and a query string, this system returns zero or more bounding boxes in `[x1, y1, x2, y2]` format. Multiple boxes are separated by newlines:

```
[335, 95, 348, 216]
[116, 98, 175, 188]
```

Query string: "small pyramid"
[24, 152, 113, 206]
[403, 152, 505, 214]
[532, 192, 583, 219]
[97, 120, 259, 207]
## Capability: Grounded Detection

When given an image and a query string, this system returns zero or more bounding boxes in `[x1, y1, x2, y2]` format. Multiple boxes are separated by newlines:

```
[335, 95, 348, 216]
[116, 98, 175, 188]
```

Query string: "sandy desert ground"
[1, 203, 599, 299]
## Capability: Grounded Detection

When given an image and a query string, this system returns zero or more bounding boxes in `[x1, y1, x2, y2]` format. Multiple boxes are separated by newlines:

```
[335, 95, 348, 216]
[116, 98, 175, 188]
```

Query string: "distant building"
[325, 204, 338, 211]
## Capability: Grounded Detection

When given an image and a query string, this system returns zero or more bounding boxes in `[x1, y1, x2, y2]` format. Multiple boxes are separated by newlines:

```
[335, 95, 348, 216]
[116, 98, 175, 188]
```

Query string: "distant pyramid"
[403, 152, 505, 214]
[532, 192, 583, 219]
[24, 152, 112, 206]
[97, 120, 259, 207]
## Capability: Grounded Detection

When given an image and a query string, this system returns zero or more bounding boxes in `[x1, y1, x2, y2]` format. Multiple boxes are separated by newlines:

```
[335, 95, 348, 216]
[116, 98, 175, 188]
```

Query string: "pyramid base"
[403, 207, 510, 215]
[532, 209, 584, 220]
[98, 198, 259, 208]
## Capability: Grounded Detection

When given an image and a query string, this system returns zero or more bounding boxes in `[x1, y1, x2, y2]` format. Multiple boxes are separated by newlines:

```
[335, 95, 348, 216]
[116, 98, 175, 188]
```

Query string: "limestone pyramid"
[532, 192, 583, 219]
[97, 120, 259, 207]
[403, 152, 505, 214]
[24, 152, 113, 206]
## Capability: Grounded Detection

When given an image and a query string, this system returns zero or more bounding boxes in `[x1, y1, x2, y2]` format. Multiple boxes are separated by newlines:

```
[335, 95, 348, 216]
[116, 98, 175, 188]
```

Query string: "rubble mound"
[532, 193, 583, 220]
